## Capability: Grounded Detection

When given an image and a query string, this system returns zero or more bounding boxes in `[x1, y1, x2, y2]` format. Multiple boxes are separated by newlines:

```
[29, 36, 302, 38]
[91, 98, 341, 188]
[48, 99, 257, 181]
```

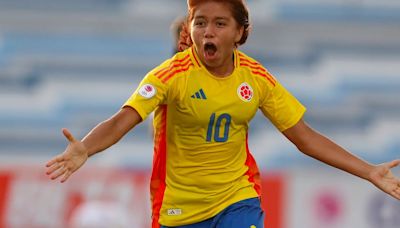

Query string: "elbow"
[291, 133, 317, 155]
[294, 141, 311, 155]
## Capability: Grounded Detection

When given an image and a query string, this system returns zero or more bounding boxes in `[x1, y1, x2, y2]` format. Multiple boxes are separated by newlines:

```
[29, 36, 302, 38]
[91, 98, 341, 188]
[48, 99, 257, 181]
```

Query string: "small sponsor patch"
[138, 84, 156, 98]
[167, 208, 182, 216]
[237, 82, 253, 102]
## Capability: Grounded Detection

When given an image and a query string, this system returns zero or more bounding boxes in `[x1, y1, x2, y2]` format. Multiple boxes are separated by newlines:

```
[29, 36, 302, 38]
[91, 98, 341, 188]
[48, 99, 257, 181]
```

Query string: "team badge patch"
[237, 82, 253, 102]
[138, 84, 156, 99]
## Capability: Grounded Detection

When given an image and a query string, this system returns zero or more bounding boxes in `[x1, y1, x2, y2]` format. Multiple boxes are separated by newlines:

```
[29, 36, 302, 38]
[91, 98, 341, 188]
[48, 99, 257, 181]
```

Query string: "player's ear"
[235, 26, 244, 44]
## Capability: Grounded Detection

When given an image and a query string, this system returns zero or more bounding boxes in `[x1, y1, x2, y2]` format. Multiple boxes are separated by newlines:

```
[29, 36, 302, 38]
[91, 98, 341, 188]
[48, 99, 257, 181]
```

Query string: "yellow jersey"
[123, 47, 306, 227]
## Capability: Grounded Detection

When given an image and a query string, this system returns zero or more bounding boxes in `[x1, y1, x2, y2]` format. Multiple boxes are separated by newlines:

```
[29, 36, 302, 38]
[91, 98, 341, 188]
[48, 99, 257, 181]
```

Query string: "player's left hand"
[369, 159, 400, 200]
[45, 128, 88, 183]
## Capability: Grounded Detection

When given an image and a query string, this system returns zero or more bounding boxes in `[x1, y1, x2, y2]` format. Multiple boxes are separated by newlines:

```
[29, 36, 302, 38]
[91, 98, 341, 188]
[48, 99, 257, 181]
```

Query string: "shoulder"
[237, 51, 261, 65]
[237, 50, 277, 87]
[148, 49, 195, 84]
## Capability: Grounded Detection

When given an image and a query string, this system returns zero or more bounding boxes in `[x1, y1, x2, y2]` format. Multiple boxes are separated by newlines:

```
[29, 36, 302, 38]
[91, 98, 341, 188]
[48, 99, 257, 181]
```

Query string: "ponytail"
[177, 19, 193, 52]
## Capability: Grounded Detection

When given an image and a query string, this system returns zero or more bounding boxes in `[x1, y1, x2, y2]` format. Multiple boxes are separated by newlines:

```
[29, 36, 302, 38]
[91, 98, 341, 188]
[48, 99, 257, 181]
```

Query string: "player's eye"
[216, 22, 226, 27]
[194, 20, 206, 27]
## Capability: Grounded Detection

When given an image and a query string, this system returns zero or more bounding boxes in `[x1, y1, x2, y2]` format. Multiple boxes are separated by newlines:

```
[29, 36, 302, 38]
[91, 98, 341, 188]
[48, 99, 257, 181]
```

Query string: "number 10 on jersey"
[206, 113, 231, 142]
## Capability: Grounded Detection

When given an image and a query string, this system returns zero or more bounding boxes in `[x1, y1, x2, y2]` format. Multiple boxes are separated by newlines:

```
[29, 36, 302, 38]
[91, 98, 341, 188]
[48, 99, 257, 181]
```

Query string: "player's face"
[190, 1, 244, 76]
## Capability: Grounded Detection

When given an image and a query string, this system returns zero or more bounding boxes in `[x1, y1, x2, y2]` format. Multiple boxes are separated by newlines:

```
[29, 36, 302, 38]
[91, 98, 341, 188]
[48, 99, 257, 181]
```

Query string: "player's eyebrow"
[194, 15, 206, 20]
[194, 15, 229, 21]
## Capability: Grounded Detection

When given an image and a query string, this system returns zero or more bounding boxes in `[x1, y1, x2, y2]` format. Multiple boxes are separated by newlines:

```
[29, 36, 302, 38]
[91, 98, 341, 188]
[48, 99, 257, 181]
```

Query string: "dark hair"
[178, 0, 250, 52]
[170, 17, 186, 54]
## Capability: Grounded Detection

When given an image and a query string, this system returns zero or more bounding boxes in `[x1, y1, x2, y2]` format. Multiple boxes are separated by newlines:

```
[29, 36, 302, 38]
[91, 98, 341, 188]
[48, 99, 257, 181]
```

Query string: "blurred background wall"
[0, 0, 400, 227]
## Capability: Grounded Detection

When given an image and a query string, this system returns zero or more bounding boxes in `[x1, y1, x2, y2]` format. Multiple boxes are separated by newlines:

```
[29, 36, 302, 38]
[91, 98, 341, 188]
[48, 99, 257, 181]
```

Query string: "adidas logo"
[191, 88, 207, 100]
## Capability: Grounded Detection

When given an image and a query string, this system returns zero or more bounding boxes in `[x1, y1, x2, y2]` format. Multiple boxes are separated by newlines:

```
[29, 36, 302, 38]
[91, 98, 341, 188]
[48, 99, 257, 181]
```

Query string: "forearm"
[81, 118, 125, 157]
[81, 107, 141, 157]
[298, 131, 374, 181]
[284, 120, 375, 181]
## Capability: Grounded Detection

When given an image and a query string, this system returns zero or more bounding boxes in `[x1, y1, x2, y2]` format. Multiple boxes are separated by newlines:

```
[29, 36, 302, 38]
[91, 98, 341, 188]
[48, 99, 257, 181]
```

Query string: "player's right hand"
[45, 128, 89, 183]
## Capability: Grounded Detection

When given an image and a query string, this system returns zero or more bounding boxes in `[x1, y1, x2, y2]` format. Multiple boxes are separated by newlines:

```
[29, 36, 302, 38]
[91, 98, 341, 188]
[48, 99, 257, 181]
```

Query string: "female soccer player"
[46, 0, 400, 227]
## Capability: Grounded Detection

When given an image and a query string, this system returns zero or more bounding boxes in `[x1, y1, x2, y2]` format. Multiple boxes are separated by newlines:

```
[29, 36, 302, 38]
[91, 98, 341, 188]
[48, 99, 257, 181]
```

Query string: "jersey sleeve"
[123, 72, 168, 121]
[259, 80, 306, 132]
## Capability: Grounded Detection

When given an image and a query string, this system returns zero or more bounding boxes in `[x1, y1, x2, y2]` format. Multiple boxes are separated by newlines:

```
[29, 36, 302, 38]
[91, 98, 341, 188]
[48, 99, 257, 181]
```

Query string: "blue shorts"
[160, 197, 264, 228]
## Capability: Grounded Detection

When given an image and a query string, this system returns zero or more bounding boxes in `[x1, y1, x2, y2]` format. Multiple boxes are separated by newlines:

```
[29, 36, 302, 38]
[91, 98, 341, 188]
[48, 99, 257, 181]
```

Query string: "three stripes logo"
[191, 88, 207, 100]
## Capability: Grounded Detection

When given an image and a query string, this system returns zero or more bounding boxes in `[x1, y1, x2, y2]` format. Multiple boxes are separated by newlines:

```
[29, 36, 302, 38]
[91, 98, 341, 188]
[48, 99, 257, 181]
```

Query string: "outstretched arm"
[46, 106, 142, 183]
[283, 119, 400, 200]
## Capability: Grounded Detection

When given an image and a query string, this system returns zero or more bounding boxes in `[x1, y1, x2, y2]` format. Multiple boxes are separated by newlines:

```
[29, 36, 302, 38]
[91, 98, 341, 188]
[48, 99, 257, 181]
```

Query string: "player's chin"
[203, 58, 222, 68]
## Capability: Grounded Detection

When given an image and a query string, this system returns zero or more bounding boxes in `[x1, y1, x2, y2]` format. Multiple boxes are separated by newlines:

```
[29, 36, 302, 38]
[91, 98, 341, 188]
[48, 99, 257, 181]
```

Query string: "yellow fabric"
[123, 47, 306, 226]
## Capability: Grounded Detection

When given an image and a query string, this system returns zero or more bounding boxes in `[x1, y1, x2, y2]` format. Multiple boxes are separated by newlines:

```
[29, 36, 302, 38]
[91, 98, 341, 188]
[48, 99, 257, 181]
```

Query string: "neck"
[206, 61, 234, 77]
[203, 51, 236, 78]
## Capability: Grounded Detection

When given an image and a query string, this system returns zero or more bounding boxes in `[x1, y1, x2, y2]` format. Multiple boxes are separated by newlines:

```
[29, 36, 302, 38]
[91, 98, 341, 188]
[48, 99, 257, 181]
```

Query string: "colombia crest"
[237, 82, 253, 102]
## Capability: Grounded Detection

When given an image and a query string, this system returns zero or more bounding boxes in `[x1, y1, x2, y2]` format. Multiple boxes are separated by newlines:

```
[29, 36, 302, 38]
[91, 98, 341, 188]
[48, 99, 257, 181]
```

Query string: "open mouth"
[204, 42, 217, 59]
